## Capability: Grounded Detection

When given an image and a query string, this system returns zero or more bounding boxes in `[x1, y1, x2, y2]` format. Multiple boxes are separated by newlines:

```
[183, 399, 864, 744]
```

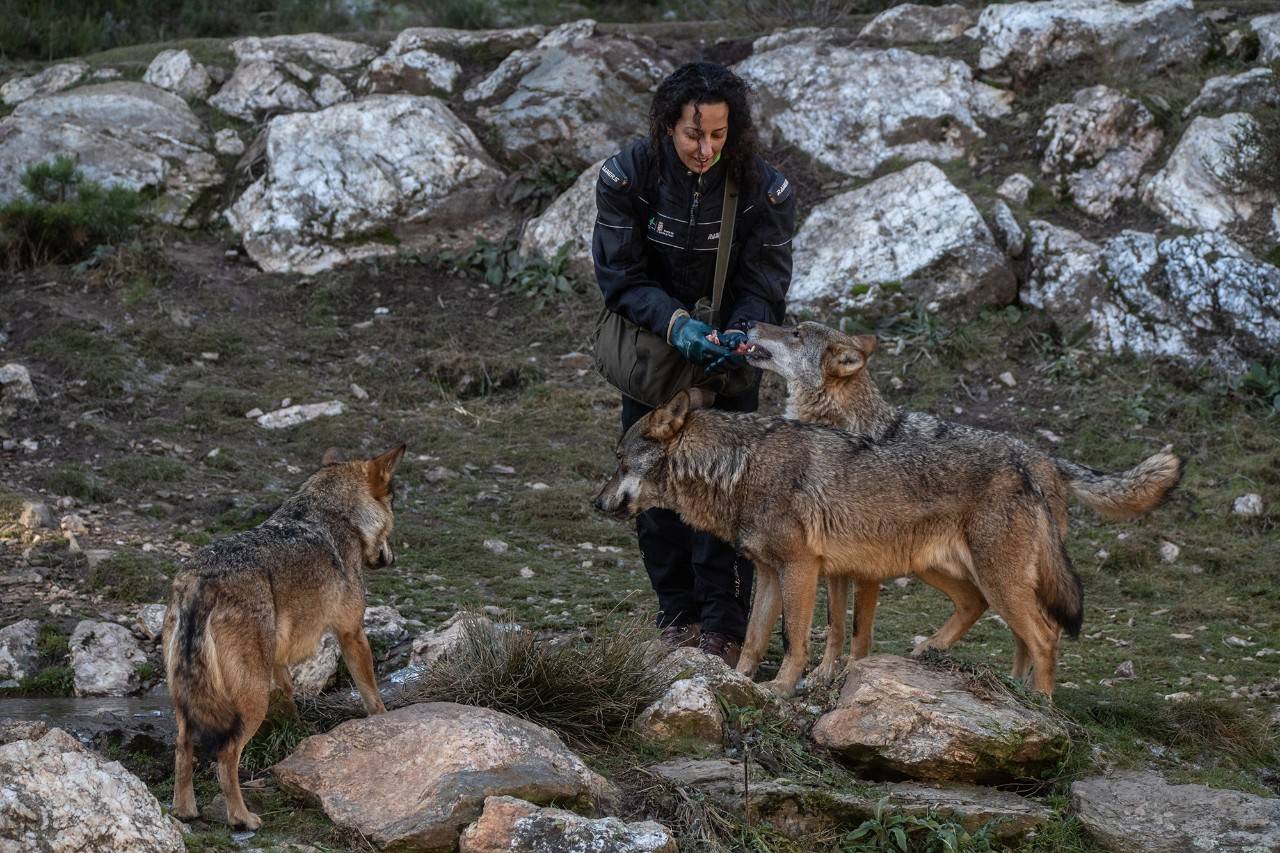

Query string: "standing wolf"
[163, 445, 404, 830]
[741, 320, 1183, 683]
[596, 392, 1084, 696]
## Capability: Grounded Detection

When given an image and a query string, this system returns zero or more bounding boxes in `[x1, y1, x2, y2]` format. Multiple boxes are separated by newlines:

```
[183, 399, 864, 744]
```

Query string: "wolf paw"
[172, 803, 200, 822]
[759, 679, 797, 698]
[232, 811, 262, 832]
[808, 660, 846, 686]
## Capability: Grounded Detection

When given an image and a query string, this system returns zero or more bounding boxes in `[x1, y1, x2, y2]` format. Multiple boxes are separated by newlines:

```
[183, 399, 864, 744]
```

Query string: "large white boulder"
[1038, 85, 1163, 219]
[0, 619, 39, 682]
[0, 363, 38, 420]
[1141, 114, 1278, 235]
[209, 59, 316, 119]
[273, 702, 612, 850]
[1026, 222, 1280, 370]
[975, 0, 1210, 80]
[517, 159, 601, 278]
[737, 39, 1010, 179]
[225, 94, 505, 274]
[70, 620, 147, 697]
[464, 20, 672, 167]
[1182, 68, 1280, 119]
[229, 33, 377, 71]
[859, 4, 976, 43]
[1253, 13, 1280, 62]
[0, 82, 222, 226]
[0, 728, 184, 851]
[790, 162, 1015, 319]
[460, 796, 677, 853]
[0, 62, 87, 105]
[142, 49, 212, 99]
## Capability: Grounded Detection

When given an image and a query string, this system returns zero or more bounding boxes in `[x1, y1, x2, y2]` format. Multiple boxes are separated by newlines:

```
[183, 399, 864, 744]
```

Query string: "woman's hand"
[670, 316, 735, 370]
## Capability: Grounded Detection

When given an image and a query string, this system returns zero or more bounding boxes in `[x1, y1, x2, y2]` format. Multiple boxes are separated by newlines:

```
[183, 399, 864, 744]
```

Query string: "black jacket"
[592, 137, 796, 338]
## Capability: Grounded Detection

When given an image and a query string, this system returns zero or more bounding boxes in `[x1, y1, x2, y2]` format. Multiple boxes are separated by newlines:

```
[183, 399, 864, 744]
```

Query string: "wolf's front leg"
[809, 575, 849, 686]
[338, 626, 386, 714]
[762, 557, 821, 697]
[737, 563, 782, 677]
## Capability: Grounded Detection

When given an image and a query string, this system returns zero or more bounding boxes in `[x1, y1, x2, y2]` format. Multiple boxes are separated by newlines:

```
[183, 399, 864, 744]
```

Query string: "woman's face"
[670, 100, 729, 174]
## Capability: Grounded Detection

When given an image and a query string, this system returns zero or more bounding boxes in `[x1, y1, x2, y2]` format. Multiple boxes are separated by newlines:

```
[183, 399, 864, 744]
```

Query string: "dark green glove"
[713, 329, 748, 371]
[670, 315, 734, 371]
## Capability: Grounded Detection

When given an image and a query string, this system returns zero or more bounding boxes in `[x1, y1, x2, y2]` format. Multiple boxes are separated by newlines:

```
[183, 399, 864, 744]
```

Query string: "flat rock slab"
[812, 655, 1069, 783]
[273, 702, 610, 851]
[1072, 770, 1280, 852]
[460, 795, 676, 852]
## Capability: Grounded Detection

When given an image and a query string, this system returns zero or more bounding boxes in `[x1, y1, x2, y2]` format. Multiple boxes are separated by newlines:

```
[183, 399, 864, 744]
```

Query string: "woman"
[592, 61, 796, 665]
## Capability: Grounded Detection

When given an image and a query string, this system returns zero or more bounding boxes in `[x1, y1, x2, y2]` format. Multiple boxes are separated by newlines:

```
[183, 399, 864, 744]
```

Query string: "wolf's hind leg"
[339, 626, 386, 715]
[217, 690, 267, 831]
[172, 712, 199, 821]
[738, 564, 782, 677]
[911, 569, 987, 656]
[810, 576, 848, 685]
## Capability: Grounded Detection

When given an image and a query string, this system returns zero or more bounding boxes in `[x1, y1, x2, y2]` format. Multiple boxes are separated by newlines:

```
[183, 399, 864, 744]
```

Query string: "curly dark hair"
[648, 62, 761, 191]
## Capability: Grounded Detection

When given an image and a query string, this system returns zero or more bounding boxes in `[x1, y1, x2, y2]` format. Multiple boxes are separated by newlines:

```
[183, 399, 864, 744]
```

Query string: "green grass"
[28, 324, 131, 388]
[102, 455, 186, 489]
[41, 465, 113, 503]
[85, 549, 176, 603]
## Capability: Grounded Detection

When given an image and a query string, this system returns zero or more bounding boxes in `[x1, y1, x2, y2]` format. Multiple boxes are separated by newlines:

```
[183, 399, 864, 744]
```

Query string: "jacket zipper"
[685, 172, 703, 253]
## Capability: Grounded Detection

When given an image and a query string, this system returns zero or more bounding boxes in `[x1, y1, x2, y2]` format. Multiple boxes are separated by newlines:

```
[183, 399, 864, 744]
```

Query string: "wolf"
[740, 320, 1183, 684]
[162, 444, 404, 830]
[595, 391, 1085, 697]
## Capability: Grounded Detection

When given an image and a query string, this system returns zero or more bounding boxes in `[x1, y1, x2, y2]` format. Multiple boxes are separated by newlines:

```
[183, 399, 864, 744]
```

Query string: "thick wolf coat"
[596, 392, 1085, 696]
[742, 320, 1183, 684]
[162, 445, 404, 830]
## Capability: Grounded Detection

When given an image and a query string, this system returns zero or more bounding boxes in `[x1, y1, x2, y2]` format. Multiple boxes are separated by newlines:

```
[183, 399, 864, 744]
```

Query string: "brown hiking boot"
[697, 631, 741, 667]
[660, 623, 701, 648]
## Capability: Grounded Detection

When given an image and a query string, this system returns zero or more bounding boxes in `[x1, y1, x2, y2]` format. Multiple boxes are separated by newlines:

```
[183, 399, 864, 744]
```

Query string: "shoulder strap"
[710, 174, 739, 327]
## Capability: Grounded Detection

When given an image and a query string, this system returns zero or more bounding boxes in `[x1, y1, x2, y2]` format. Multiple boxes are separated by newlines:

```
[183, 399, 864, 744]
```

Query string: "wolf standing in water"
[593, 62, 795, 664]
[163, 445, 404, 830]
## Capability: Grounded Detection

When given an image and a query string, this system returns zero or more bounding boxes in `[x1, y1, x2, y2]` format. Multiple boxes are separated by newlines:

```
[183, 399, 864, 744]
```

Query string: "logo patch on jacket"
[649, 217, 673, 237]
[767, 175, 792, 205]
[599, 157, 629, 190]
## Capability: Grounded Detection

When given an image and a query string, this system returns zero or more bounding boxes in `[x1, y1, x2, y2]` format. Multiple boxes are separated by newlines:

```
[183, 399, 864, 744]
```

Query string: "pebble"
[350, 383, 368, 400]
[997, 371, 1017, 387]
[519, 566, 535, 579]
[1232, 493, 1263, 516]
[1158, 541, 1180, 563]
[482, 539, 509, 554]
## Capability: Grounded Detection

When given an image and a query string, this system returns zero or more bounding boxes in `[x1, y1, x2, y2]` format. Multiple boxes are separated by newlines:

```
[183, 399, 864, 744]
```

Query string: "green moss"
[29, 324, 131, 388]
[85, 549, 175, 603]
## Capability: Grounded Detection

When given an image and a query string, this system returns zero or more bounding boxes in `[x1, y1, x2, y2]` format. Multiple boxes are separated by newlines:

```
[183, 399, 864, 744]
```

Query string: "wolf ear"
[826, 344, 866, 377]
[321, 447, 344, 466]
[366, 444, 407, 497]
[645, 391, 691, 442]
[854, 334, 878, 356]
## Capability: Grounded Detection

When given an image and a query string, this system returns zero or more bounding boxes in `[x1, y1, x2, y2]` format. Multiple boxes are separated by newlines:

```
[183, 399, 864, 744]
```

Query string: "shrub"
[1233, 361, 1280, 414]
[1, 156, 143, 269]
[440, 236, 581, 309]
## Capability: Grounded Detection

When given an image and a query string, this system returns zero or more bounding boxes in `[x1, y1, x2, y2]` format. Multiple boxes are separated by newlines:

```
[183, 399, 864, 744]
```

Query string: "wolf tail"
[1036, 509, 1084, 638]
[163, 577, 243, 755]
[1055, 446, 1184, 521]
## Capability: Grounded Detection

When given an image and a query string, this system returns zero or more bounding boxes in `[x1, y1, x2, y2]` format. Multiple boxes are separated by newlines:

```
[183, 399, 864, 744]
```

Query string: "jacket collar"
[660, 135, 726, 192]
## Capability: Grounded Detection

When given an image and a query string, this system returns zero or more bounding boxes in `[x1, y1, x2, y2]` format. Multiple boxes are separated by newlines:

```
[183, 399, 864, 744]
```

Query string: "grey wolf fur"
[743, 320, 1183, 684]
[162, 445, 404, 830]
[595, 392, 1084, 697]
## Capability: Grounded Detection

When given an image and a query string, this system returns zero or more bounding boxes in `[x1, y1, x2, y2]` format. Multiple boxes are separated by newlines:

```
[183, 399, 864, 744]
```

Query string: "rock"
[1114, 660, 1136, 679]
[859, 4, 976, 43]
[0, 718, 48, 745]
[362, 40, 463, 96]
[60, 513, 88, 535]
[136, 604, 167, 642]
[273, 702, 611, 850]
[1183, 68, 1280, 118]
[362, 605, 407, 644]
[1159, 541, 1180, 563]
[633, 676, 724, 744]
[1233, 493, 1264, 516]
[425, 466, 459, 483]
[517, 158, 601, 278]
[1026, 223, 1280, 371]
[142, 49, 212, 99]
[409, 612, 521, 668]
[70, 620, 147, 697]
[811, 656, 1070, 783]
[0, 62, 87, 105]
[975, 0, 1210, 81]
[1072, 770, 1280, 852]
[311, 74, 351, 108]
[375, 25, 547, 57]
[736, 41, 1010, 178]
[255, 400, 345, 429]
[0, 82, 222, 226]
[0, 363, 38, 419]
[1253, 12, 1280, 62]
[1038, 85, 1163, 219]
[214, 128, 245, 156]
[230, 33, 377, 71]
[288, 633, 340, 696]
[656, 646, 778, 711]
[0, 619, 39, 681]
[460, 796, 677, 853]
[1141, 113, 1277, 235]
[646, 758, 1050, 841]
[483, 538, 510, 554]
[790, 162, 1015, 320]
[18, 501, 52, 530]
[0, 728, 184, 851]
[465, 20, 673, 168]
[225, 94, 505, 274]
[991, 200, 1025, 257]
[559, 352, 593, 370]
[997, 173, 1034, 205]
[209, 59, 316, 120]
